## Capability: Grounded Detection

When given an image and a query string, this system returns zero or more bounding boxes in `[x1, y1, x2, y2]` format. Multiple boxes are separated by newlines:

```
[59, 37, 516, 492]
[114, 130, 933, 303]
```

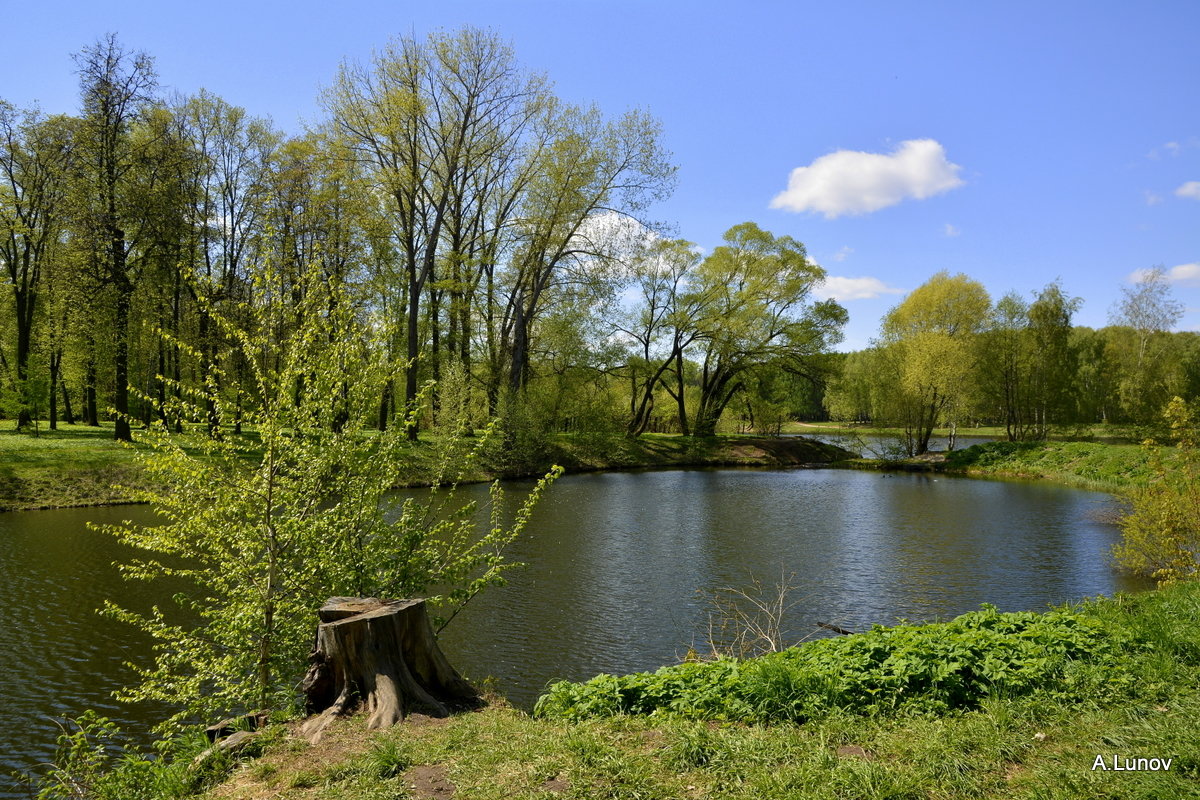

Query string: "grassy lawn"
[942, 441, 1161, 493]
[182, 582, 1200, 800]
[0, 421, 153, 510]
[0, 422, 851, 512]
[784, 421, 1147, 444]
[836, 440, 1160, 495]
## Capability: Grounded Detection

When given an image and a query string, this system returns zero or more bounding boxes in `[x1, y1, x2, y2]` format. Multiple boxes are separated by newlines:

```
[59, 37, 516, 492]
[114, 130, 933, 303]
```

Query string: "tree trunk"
[673, 349, 689, 435]
[84, 355, 99, 427]
[405, 271, 421, 442]
[48, 352, 60, 431]
[113, 282, 133, 442]
[61, 374, 75, 425]
[300, 597, 480, 743]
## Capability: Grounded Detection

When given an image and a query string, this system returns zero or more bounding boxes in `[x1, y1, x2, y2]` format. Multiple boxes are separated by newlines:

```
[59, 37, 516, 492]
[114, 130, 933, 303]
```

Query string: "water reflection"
[435, 468, 1146, 709]
[0, 466, 1145, 794]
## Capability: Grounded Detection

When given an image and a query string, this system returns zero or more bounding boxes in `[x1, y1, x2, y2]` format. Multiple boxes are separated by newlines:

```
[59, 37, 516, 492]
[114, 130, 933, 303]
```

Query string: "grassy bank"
[942, 441, 1163, 493]
[0, 423, 154, 511]
[786, 421, 1147, 445]
[835, 440, 1163, 494]
[0, 422, 850, 512]
[101, 581, 1194, 799]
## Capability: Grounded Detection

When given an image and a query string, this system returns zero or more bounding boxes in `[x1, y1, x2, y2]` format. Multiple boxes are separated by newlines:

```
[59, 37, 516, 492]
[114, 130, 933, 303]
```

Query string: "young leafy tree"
[878, 271, 991, 454]
[979, 281, 1081, 440]
[1070, 326, 1118, 424]
[1114, 397, 1200, 584]
[101, 257, 559, 724]
[979, 291, 1032, 440]
[824, 347, 881, 425]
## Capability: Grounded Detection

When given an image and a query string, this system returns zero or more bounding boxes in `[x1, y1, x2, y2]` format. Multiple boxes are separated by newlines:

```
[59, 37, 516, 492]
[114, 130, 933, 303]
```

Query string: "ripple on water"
[1, 469, 1148, 793]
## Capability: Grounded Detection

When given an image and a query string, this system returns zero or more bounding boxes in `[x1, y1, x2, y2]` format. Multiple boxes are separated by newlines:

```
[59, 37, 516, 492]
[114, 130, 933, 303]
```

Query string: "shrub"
[534, 605, 1138, 723]
[1114, 397, 1200, 584]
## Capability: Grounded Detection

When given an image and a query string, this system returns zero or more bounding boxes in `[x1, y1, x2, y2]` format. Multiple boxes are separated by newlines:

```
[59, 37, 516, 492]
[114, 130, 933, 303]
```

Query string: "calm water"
[793, 430, 997, 457]
[0, 467, 1143, 792]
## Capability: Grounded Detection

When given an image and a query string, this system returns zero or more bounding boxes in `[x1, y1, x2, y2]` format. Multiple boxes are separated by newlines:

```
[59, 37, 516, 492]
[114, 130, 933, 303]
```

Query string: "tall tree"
[613, 237, 702, 436]
[73, 34, 157, 441]
[1026, 281, 1080, 436]
[177, 91, 278, 434]
[980, 291, 1031, 440]
[1108, 267, 1185, 424]
[0, 104, 74, 428]
[329, 28, 552, 439]
[688, 222, 844, 437]
[499, 105, 674, 399]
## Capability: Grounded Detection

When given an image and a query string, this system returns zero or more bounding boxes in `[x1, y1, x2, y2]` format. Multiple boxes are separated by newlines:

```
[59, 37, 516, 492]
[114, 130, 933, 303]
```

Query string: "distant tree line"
[0, 30, 845, 446]
[825, 270, 1199, 454]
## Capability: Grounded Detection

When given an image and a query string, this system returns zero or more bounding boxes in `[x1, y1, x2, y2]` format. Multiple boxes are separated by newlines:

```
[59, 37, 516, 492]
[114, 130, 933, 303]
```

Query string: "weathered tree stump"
[300, 597, 480, 741]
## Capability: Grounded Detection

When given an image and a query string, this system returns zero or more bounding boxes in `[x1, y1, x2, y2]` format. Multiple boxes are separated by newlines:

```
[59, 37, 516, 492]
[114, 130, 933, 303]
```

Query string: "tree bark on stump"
[300, 597, 480, 741]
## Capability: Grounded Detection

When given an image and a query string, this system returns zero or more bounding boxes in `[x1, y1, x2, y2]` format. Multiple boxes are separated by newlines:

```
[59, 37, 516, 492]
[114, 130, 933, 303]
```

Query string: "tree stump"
[300, 597, 480, 741]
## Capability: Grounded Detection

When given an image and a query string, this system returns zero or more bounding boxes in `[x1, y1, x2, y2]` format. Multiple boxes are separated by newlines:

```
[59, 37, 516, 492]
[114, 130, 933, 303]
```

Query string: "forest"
[0, 29, 845, 451]
[2, 29, 1197, 458]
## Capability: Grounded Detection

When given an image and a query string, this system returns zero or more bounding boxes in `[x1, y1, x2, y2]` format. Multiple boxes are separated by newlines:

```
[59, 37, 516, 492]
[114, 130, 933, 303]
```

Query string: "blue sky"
[6, 1, 1198, 349]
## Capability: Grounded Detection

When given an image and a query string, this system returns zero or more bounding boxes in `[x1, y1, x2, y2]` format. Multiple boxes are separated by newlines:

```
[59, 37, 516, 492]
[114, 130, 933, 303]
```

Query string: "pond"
[0, 466, 1144, 793]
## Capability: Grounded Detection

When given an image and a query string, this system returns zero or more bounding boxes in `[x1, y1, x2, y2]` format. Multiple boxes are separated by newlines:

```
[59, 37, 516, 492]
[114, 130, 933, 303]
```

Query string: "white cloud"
[943, 223, 960, 237]
[1147, 139, 1200, 160]
[830, 245, 853, 262]
[814, 275, 906, 301]
[770, 139, 965, 218]
[1175, 181, 1200, 200]
[1128, 263, 1200, 287]
[1147, 142, 1180, 160]
[568, 210, 667, 281]
[1144, 190, 1163, 206]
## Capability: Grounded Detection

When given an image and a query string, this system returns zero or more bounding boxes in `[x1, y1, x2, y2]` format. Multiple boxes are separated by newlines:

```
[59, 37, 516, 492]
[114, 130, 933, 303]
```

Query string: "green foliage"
[944, 439, 1157, 490]
[687, 222, 846, 436]
[1108, 268, 1187, 425]
[26, 712, 217, 800]
[977, 283, 1082, 442]
[871, 272, 992, 454]
[70, 583, 1196, 799]
[535, 605, 1137, 723]
[491, 389, 557, 474]
[100, 261, 560, 726]
[1114, 397, 1200, 584]
[1, 372, 49, 430]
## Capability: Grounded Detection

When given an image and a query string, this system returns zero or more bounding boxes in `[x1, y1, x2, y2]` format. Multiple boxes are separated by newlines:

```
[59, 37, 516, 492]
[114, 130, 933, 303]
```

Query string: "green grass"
[0, 421, 154, 510]
[0, 421, 851, 512]
[831, 439, 1161, 494]
[176, 582, 1200, 799]
[942, 440, 1161, 493]
[786, 421, 1148, 444]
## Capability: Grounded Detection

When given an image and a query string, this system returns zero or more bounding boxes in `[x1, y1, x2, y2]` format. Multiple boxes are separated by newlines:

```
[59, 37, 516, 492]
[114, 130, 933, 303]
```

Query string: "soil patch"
[407, 764, 456, 799]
